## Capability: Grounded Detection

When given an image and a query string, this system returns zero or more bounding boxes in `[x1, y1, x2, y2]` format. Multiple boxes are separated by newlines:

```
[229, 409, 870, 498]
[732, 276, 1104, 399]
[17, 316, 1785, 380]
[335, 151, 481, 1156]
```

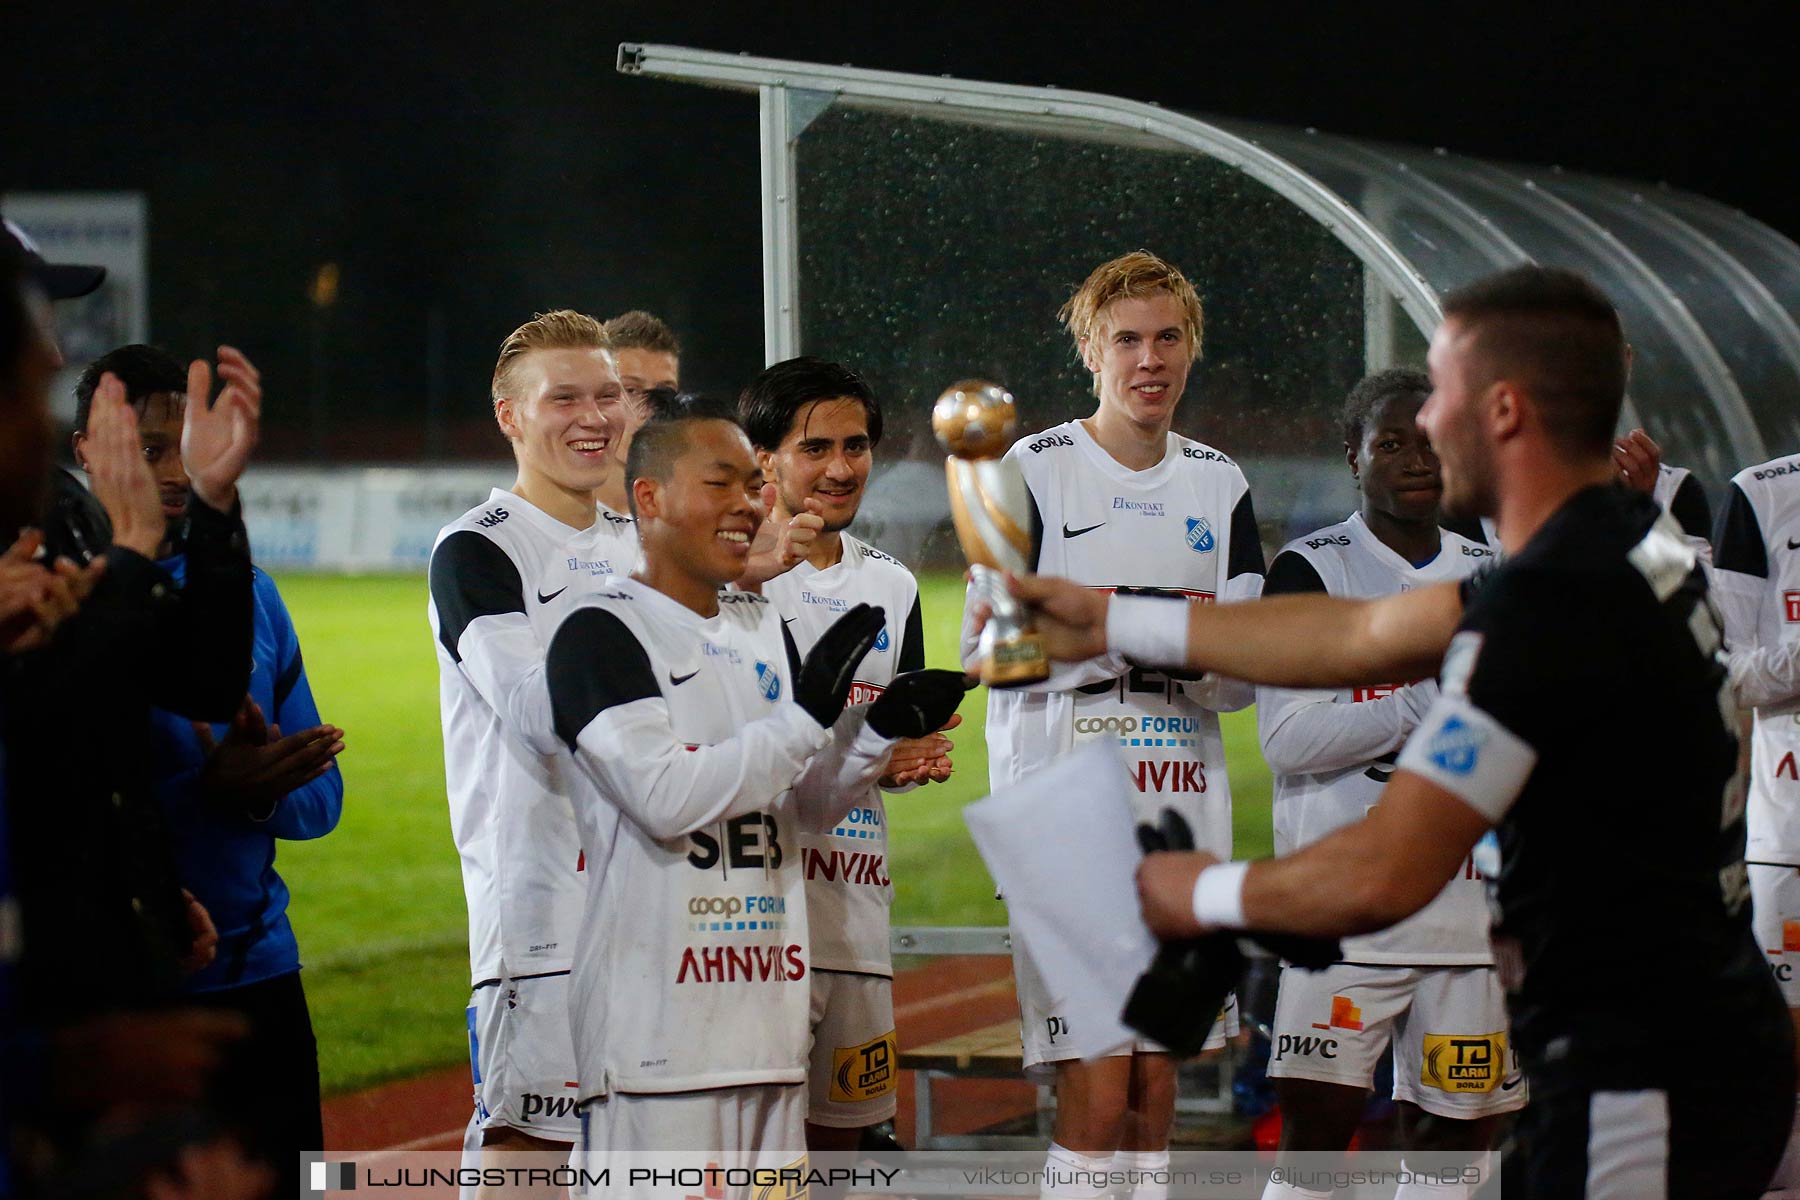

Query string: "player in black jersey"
[1006, 265, 1793, 1198]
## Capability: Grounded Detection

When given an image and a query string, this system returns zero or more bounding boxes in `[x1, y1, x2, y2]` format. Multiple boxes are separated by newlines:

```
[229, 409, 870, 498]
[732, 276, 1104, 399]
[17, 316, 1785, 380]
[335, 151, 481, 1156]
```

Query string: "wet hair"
[624, 389, 744, 517]
[491, 309, 608, 404]
[1058, 249, 1204, 356]
[1342, 366, 1430, 449]
[1441, 265, 1626, 456]
[737, 356, 882, 451]
[602, 309, 681, 356]
[73, 343, 187, 434]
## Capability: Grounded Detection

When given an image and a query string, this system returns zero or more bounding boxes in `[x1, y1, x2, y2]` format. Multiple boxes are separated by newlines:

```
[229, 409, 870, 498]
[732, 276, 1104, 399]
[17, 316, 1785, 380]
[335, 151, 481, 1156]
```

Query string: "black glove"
[795, 603, 886, 728]
[1122, 809, 1342, 1056]
[866, 669, 977, 739]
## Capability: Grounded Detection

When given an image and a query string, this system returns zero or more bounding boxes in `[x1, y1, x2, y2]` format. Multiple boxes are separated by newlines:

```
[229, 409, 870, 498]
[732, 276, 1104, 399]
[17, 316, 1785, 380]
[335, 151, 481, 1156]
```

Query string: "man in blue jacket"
[72, 343, 345, 1186]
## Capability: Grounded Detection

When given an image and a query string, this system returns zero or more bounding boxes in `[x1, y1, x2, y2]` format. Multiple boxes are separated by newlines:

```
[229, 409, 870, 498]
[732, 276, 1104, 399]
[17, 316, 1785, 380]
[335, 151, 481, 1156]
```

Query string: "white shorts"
[1750, 862, 1800, 1007]
[575, 1084, 807, 1199]
[1013, 935, 1235, 1077]
[1268, 962, 1524, 1120]
[466, 974, 582, 1140]
[807, 969, 898, 1128]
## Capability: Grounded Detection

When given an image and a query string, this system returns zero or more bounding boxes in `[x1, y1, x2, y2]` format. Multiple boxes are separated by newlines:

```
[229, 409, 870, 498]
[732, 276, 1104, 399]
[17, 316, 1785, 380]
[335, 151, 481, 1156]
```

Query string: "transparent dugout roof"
[621, 44, 1796, 554]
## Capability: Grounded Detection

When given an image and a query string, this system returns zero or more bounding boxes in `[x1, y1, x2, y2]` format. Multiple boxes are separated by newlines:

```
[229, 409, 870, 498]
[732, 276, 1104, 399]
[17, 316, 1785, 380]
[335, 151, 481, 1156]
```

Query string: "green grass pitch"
[271, 571, 1274, 1095]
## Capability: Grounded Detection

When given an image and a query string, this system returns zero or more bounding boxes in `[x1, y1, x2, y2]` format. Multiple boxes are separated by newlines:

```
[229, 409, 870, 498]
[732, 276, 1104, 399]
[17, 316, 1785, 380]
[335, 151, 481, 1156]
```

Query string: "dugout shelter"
[620, 43, 1800, 563]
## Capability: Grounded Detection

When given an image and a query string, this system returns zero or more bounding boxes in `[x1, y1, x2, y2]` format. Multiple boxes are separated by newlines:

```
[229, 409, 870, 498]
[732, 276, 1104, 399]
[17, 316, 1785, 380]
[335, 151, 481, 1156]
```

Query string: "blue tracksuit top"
[149, 559, 343, 992]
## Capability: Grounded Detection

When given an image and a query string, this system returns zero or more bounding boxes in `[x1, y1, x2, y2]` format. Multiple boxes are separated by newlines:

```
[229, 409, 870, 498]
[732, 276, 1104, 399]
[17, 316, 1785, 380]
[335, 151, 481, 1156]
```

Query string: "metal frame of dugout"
[619, 40, 1800, 511]
[620, 42, 1800, 1147]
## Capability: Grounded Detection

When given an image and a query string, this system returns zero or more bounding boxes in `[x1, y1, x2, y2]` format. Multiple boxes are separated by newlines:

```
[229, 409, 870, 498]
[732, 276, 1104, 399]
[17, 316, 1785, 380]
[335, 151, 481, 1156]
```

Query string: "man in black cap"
[2, 219, 105, 300]
[2, 216, 114, 561]
[1, 208, 265, 1023]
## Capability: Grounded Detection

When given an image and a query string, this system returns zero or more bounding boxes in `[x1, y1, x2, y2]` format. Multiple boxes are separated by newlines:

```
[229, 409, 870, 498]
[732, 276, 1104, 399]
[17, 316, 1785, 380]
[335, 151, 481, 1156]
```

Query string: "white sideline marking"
[352, 1127, 467, 1159]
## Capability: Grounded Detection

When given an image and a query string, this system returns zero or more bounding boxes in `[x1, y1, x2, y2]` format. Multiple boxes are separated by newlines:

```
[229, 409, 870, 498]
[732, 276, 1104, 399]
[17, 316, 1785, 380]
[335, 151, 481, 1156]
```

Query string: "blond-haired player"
[960, 251, 1264, 1199]
[428, 310, 637, 1165]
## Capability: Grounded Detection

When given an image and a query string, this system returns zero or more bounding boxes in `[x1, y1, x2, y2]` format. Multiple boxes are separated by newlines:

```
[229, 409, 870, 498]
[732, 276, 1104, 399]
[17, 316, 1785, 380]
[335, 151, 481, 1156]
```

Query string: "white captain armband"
[1106, 593, 1190, 669]
[1395, 692, 1537, 821]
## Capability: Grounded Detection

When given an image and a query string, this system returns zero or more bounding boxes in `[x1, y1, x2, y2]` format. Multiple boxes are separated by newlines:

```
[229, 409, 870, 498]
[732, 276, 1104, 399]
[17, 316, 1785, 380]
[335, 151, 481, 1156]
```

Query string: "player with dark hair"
[536, 397, 969, 1179]
[70, 343, 343, 1187]
[72, 346, 194, 559]
[1004, 264, 1793, 1198]
[740, 356, 951, 1152]
[602, 309, 681, 407]
[1256, 367, 1510, 1200]
[9, 323, 260, 1022]
[0, 230, 265, 1200]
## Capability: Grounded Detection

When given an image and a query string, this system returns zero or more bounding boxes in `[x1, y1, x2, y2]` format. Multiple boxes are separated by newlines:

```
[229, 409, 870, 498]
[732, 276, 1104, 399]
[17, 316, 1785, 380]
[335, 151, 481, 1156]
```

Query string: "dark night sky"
[6, 1, 1795, 460]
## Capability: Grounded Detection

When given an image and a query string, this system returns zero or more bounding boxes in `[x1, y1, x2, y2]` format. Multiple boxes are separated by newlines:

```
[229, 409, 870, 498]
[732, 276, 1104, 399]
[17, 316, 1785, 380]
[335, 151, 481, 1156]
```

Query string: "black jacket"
[4, 490, 252, 1019]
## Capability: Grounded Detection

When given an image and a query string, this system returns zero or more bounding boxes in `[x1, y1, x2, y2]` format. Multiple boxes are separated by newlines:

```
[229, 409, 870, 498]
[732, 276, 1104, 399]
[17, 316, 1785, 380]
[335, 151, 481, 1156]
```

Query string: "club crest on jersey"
[1427, 715, 1485, 776]
[873, 627, 890, 652]
[1184, 517, 1215, 555]
[754, 661, 781, 702]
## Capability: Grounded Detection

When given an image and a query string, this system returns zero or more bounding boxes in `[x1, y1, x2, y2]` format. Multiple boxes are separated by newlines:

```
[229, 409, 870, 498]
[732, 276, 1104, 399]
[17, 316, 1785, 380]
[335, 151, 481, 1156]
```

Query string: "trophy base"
[981, 632, 1051, 688]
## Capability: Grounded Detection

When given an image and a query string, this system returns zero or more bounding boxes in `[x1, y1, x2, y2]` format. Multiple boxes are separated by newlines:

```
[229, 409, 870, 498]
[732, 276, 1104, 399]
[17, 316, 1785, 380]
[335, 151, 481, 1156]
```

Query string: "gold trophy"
[932, 380, 1050, 688]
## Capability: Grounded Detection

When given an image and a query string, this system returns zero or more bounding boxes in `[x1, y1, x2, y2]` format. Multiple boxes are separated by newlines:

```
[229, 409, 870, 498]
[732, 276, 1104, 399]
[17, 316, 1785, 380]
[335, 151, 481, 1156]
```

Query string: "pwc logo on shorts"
[1421, 1032, 1507, 1094]
[1184, 517, 1215, 555]
[1770, 922, 1800, 983]
[1426, 715, 1485, 776]
[1313, 994, 1363, 1032]
[754, 660, 781, 701]
[1276, 997, 1364, 1060]
[829, 1030, 897, 1103]
[517, 1088, 580, 1124]
[1274, 1033, 1338, 1061]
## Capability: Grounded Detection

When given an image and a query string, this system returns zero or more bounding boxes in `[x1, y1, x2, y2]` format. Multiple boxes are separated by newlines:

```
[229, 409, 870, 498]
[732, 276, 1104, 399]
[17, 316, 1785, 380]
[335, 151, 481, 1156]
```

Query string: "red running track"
[322, 954, 1034, 1153]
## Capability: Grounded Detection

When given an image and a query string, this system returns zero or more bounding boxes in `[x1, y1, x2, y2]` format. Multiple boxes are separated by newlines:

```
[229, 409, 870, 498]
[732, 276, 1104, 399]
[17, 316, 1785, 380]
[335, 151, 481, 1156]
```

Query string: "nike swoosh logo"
[668, 670, 699, 686]
[783, 616, 797, 625]
[536, 586, 568, 604]
[1063, 521, 1105, 538]
[1500, 1075, 1522, 1091]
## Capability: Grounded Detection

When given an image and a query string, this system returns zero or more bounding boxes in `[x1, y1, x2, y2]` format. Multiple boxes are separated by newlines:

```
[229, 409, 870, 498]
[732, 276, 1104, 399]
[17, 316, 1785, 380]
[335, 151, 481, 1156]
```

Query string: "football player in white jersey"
[528, 322, 659, 621]
[1612, 426, 1713, 560]
[427, 310, 638, 1164]
[1713, 449, 1800, 1197]
[538, 396, 971, 1186]
[1257, 369, 1513, 1200]
[741, 357, 957, 1152]
[960, 251, 1265, 1198]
